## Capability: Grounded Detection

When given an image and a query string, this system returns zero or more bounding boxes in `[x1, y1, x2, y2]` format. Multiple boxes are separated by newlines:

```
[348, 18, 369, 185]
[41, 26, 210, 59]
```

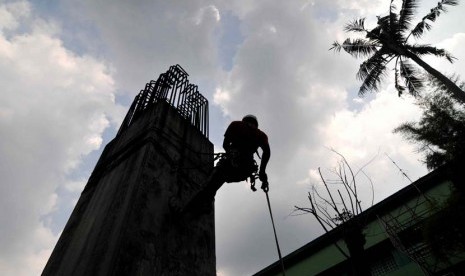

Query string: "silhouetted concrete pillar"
[42, 101, 215, 275]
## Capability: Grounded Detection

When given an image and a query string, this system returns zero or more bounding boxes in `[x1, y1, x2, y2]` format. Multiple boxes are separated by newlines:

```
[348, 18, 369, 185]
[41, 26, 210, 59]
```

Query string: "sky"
[0, 0, 464, 275]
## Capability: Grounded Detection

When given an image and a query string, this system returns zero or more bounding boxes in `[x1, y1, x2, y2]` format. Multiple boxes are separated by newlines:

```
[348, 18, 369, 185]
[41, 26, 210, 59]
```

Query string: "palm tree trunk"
[405, 52, 465, 104]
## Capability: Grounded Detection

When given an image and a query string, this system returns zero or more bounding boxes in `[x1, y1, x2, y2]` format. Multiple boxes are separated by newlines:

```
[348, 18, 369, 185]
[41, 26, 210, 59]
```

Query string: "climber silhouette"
[183, 114, 270, 214]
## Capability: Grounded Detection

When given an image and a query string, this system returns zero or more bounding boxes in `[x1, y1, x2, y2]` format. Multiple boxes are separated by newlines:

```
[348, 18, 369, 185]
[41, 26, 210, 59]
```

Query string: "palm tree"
[331, 0, 465, 104]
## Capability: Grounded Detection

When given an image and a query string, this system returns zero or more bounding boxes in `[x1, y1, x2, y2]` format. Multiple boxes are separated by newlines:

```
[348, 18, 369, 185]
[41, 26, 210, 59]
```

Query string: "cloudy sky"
[1, 0, 464, 275]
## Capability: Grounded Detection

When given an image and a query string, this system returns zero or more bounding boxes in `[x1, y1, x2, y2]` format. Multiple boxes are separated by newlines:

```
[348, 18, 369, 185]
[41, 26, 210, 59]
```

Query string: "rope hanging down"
[262, 182, 286, 276]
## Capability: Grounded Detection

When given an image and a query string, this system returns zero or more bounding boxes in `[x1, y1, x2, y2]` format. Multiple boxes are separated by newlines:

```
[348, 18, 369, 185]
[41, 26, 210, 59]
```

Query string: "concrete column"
[42, 102, 215, 275]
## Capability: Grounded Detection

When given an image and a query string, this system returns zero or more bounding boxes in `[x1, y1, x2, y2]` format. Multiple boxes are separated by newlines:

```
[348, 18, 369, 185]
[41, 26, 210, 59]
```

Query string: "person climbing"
[184, 114, 271, 214]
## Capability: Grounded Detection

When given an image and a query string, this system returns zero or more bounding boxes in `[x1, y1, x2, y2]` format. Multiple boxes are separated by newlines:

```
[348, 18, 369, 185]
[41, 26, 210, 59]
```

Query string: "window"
[370, 253, 398, 276]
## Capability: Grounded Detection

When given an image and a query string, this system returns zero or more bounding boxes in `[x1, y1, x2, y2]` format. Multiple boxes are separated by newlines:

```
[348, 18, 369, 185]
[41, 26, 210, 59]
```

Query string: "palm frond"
[330, 41, 343, 52]
[411, 20, 432, 38]
[365, 15, 390, 40]
[399, 58, 425, 96]
[390, 0, 397, 13]
[443, 0, 459, 6]
[389, 0, 398, 29]
[395, 57, 407, 96]
[425, 7, 441, 22]
[358, 64, 387, 95]
[389, 11, 408, 44]
[330, 38, 379, 58]
[409, 0, 458, 39]
[377, 15, 391, 30]
[428, 0, 458, 19]
[357, 51, 390, 95]
[389, 10, 399, 34]
[344, 18, 367, 33]
[406, 44, 456, 63]
[398, 0, 418, 33]
[436, 0, 459, 13]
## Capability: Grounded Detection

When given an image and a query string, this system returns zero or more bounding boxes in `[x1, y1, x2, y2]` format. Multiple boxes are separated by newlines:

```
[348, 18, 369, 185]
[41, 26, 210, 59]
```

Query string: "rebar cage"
[117, 64, 209, 138]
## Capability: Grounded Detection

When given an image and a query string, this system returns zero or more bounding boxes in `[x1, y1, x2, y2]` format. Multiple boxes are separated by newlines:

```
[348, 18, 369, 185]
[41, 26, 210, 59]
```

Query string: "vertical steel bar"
[117, 65, 209, 138]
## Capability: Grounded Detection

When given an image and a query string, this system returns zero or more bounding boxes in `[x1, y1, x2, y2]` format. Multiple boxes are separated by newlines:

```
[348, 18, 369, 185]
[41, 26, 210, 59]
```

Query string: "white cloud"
[317, 88, 427, 198]
[322, 92, 420, 159]
[1, 0, 461, 275]
[0, 1, 30, 31]
[213, 87, 231, 111]
[62, 0, 223, 95]
[63, 180, 86, 193]
[0, 222, 57, 276]
[0, 2, 123, 275]
[195, 5, 221, 25]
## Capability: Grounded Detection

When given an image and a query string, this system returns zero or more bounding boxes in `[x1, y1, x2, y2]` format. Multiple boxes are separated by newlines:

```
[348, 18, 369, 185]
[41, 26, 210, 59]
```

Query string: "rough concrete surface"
[42, 102, 215, 276]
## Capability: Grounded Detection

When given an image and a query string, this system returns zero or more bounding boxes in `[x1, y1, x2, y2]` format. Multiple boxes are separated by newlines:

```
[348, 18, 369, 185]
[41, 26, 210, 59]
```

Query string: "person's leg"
[202, 167, 227, 200]
[169, 166, 226, 213]
[183, 169, 225, 214]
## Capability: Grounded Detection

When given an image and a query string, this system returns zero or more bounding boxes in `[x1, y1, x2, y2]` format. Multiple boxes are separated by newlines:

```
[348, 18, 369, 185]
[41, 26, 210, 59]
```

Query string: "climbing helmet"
[242, 114, 258, 127]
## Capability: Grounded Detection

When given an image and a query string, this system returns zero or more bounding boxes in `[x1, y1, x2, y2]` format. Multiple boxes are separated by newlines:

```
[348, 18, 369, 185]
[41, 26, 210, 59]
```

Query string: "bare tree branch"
[313, 186, 338, 213]
[361, 170, 375, 207]
[307, 194, 333, 232]
[337, 189, 351, 222]
[336, 163, 356, 215]
[329, 148, 364, 214]
[319, 167, 342, 216]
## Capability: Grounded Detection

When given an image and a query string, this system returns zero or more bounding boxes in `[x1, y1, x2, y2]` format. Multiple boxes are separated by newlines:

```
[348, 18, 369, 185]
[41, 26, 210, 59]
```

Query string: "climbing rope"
[262, 182, 286, 276]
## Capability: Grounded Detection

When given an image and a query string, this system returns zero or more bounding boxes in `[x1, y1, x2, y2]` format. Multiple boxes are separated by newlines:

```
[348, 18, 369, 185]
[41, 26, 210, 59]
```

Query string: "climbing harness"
[262, 182, 286, 276]
[248, 162, 259, 192]
[250, 174, 258, 192]
[249, 150, 263, 191]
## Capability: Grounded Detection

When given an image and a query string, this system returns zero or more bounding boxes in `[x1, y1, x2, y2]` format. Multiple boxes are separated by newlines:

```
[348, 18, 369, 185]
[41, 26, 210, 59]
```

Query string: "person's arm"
[259, 143, 270, 181]
[222, 136, 231, 153]
[223, 122, 236, 153]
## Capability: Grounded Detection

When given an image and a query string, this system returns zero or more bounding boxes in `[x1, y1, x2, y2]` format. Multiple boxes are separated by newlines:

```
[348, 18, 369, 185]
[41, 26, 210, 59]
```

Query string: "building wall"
[43, 102, 215, 275]
[256, 175, 464, 276]
[281, 244, 347, 276]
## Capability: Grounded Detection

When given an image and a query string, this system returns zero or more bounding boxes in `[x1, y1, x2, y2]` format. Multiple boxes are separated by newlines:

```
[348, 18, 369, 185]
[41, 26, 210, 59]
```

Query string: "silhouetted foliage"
[394, 76, 465, 170]
[423, 190, 465, 260]
[331, 0, 465, 103]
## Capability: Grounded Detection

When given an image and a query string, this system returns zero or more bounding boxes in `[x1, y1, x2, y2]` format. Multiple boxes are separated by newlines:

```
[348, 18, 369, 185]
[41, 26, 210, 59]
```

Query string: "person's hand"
[259, 170, 269, 192]
[261, 180, 269, 192]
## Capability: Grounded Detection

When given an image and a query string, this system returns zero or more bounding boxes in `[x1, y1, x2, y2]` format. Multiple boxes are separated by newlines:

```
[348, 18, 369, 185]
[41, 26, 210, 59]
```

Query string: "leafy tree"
[394, 75, 465, 170]
[331, 0, 465, 104]
[423, 191, 465, 261]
